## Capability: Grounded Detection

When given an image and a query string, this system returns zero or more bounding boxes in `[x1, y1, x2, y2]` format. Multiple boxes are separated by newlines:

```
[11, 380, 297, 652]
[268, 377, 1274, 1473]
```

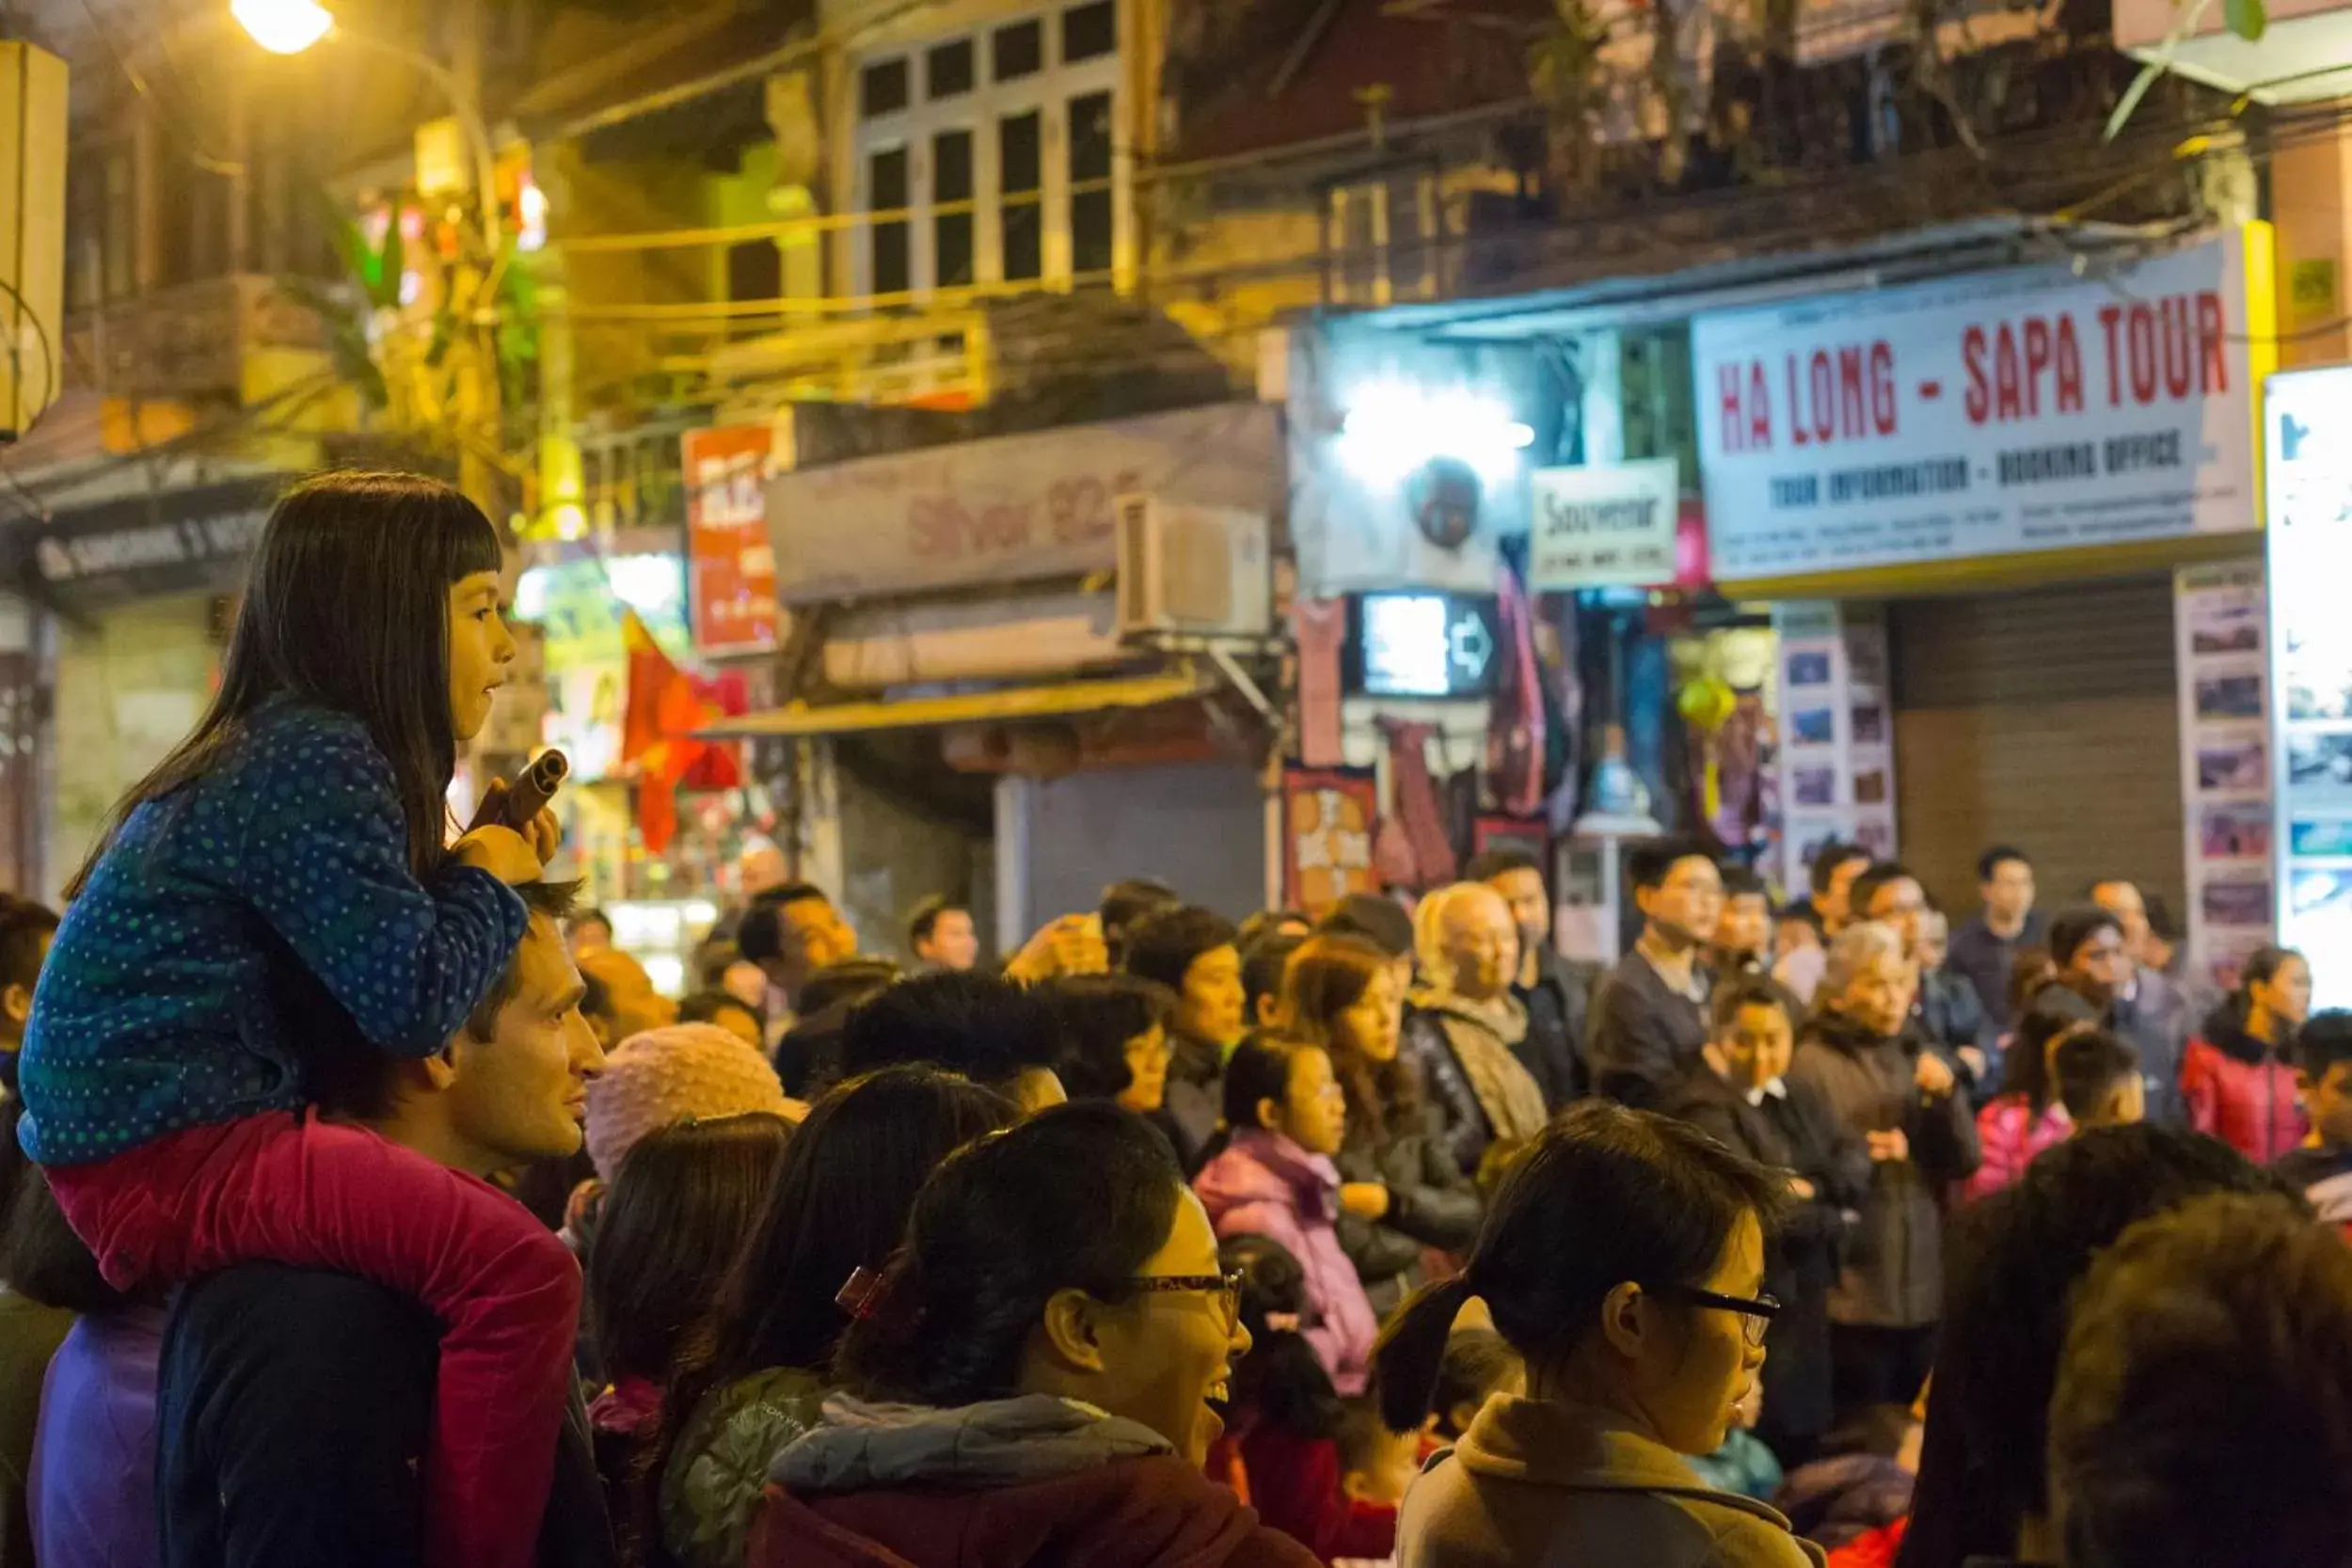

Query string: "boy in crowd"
[2276, 1010, 2352, 1230]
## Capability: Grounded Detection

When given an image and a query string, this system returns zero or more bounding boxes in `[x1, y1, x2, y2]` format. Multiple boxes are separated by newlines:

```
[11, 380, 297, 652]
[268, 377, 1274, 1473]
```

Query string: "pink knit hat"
[583, 1022, 798, 1181]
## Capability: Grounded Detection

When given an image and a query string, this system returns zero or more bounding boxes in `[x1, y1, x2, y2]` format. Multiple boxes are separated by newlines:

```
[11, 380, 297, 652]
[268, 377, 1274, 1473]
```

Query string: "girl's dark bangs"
[449, 505, 503, 580]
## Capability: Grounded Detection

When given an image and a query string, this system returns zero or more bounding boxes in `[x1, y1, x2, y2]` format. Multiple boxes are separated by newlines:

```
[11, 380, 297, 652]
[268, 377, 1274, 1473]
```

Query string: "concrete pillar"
[2271, 122, 2352, 370]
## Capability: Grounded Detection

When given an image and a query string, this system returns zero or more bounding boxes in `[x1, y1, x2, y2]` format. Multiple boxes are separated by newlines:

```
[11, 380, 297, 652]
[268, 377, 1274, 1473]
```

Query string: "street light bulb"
[231, 0, 335, 55]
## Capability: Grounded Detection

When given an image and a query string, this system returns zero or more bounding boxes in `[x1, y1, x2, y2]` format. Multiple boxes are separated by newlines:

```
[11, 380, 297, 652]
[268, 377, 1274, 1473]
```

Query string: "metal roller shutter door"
[1889, 574, 2184, 924]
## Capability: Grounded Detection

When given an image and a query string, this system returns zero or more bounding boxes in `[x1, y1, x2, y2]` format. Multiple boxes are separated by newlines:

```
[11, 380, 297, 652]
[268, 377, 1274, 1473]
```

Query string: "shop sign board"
[2265, 365, 2352, 1010]
[1692, 233, 2261, 578]
[24, 477, 278, 608]
[1528, 459, 1681, 589]
[682, 424, 782, 656]
[764, 404, 1279, 606]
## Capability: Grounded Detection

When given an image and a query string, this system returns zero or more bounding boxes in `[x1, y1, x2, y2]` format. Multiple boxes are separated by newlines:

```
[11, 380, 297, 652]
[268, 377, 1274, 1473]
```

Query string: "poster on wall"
[1773, 603, 1898, 894]
[2175, 561, 2275, 993]
[1282, 767, 1380, 917]
[1694, 231, 2265, 579]
[1528, 459, 1681, 590]
[2266, 366, 2352, 1009]
[683, 424, 783, 656]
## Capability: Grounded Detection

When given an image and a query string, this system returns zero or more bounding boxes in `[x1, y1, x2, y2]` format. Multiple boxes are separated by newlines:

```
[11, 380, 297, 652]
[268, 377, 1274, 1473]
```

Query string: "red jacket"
[1209, 1418, 1397, 1563]
[751, 1455, 1320, 1568]
[2182, 1022, 2305, 1165]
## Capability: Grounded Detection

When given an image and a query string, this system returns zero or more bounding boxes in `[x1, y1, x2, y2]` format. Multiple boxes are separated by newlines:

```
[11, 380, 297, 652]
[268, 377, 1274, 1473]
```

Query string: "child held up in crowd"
[15, 472, 576, 1568]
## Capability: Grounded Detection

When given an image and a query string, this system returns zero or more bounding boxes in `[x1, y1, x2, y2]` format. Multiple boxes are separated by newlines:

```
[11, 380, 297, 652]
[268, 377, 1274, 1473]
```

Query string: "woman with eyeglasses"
[755, 1101, 1317, 1568]
[1375, 1101, 1823, 1568]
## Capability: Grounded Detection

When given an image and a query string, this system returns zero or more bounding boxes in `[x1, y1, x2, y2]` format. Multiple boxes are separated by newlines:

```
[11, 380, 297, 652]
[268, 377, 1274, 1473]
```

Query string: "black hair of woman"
[1222, 1231, 1343, 1442]
[1372, 1101, 1785, 1433]
[71, 472, 503, 895]
[834, 1101, 1185, 1409]
[586, 1113, 794, 1387]
[644, 1067, 1015, 1534]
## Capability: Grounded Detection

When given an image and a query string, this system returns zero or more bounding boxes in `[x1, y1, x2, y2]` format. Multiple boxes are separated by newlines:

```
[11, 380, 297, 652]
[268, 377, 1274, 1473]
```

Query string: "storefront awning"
[695, 669, 1216, 741]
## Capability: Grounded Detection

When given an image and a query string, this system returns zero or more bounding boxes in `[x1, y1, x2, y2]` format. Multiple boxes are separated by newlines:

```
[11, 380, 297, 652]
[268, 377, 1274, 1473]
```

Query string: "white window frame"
[851, 3, 1126, 302]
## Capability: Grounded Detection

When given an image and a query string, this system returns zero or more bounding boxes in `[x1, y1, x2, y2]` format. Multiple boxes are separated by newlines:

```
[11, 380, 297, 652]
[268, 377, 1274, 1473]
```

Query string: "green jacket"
[660, 1366, 830, 1568]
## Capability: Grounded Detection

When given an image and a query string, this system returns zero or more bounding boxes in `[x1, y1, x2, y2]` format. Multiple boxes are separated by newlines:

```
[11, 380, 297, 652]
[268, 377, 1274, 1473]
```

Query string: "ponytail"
[1375, 1274, 1474, 1432]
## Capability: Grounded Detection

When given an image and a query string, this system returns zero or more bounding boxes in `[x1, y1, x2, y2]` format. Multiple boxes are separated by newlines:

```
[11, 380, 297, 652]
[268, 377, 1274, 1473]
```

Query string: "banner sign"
[1529, 458, 1681, 589]
[1281, 767, 1380, 917]
[2172, 559, 2274, 996]
[765, 404, 1279, 606]
[682, 424, 783, 656]
[1693, 234, 2259, 578]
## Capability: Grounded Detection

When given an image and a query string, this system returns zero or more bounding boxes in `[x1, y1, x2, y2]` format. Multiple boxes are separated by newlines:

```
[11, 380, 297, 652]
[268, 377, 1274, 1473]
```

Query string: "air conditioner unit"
[1115, 495, 1273, 639]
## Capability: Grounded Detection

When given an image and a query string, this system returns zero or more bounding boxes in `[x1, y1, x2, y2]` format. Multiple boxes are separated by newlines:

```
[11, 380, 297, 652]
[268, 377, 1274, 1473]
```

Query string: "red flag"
[620, 610, 744, 853]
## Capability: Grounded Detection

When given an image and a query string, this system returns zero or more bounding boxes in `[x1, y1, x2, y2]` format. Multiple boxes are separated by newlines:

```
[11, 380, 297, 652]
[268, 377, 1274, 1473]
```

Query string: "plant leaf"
[2224, 0, 2265, 39]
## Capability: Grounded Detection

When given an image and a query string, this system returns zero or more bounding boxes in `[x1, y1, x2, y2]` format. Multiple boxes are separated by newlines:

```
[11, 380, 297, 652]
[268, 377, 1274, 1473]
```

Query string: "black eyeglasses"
[1681, 1287, 1782, 1349]
[1124, 1270, 1245, 1334]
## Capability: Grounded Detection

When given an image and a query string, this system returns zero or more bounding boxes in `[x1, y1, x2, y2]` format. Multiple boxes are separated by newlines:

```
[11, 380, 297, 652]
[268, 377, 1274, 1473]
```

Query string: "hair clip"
[1263, 1311, 1304, 1334]
[835, 1264, 891, 1322]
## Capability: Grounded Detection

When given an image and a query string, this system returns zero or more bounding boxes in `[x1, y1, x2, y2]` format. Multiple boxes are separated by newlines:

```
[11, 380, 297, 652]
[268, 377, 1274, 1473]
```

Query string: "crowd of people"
[0, 472, 2347, 1568]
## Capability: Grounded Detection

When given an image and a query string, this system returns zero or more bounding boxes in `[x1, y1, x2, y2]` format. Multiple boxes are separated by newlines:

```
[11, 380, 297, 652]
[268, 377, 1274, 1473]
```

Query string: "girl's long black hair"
[68, 471, 502, 895]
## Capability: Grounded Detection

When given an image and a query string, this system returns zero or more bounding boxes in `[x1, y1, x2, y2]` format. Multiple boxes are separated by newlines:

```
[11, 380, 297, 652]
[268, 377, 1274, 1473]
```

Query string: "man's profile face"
[445, 916, 606, 1171]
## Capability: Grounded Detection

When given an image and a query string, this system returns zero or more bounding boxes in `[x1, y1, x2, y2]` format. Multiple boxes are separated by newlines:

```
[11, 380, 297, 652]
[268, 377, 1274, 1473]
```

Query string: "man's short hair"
[2300, 1011, 2352, 1083]
[1979, 846, 2031, 882]
[1122, 905, 1239, 992]
[299, 879, 580, 1122]
[462, 881, 584, 1043]
[837, 970, 1063, 1094]
[906, 895, 963, 952]
[2053, 1029, 2138, 1122]
[677, 989, 762, 1031]
[1100, 877, 1179, 932]
[0, 900, 56, 994]
[1709, 973, 1800, 1036]
[1811, 840, 1868, 897]
[2050, 1193, 2352, 1568]
[796, 958, 901, 1020]
[1463, 847, 1542, 884]
[2047, 906, 2124, 971]
[1850, 861, 1917, 917]
[1629, 837, 1718, 895]
[1721, 864, 1767, 901]
[1317, 894, 1415, 959]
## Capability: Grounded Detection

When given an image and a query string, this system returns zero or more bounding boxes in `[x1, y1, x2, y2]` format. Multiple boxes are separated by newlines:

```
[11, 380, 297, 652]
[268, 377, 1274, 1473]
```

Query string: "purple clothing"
[29, 1304, 166, 1568]
[1193, 1129, 1379, 1397]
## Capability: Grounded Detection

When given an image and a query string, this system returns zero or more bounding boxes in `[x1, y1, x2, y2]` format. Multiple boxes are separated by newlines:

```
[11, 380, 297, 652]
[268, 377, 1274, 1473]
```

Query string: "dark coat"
[1515, 947, 1600, 1110]
[1585, 951, 1712, 1110]
[1333, 1091, 1483, 1319]
[1401, 1006, 1495, 1178]
[1788, 1014, 1979, 1329]
[1661, 1068, 1869, 1443]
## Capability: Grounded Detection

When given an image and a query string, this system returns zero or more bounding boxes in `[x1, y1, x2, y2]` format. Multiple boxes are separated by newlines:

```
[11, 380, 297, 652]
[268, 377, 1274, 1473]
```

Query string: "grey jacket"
[1788, 1014, 1979, 1328]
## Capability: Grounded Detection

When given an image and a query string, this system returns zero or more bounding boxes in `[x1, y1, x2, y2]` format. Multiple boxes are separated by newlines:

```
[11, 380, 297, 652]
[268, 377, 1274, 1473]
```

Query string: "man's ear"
[3, 982, 31, 1030]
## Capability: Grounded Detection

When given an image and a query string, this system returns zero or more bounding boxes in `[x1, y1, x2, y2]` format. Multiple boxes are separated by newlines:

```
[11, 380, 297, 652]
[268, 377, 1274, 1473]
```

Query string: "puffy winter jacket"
[1194, 1130, 1380, 1397]
[1964, 1095, 2073, 1202]
[2183, 1018, 2306, 1164]
[754, 1394, 1317, 1568]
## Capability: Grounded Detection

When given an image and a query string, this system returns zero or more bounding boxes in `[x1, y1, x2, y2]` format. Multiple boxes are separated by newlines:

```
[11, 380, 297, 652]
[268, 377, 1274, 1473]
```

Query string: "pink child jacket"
[1193, 1129, 1379, 1397]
